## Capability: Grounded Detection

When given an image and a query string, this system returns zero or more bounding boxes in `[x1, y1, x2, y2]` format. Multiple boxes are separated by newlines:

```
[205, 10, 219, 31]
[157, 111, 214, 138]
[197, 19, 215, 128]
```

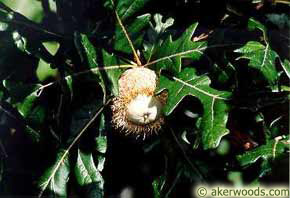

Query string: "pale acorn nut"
[127, 95, 162, 125]
[111, 67, 166, 136]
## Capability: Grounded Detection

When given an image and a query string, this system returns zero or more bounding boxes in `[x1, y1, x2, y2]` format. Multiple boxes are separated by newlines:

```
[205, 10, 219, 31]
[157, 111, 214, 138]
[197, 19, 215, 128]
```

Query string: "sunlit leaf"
[101, 50, 126, 96]
[38, 149, 70, 197]
[36, 41, 59, 81]
[38, 101, 106, 197]
[237, 135, 289, 166]
[147, 23, 206, 73]
[280, 59, 290, 79]
[152, 176, 165, 198]
[36, 59, 58, 81]
[159, 68, 231, 149]
[74, 149, 104, 196]
[80, 34, 106, 102]
[247, 18, 267, 41]
[1, 0, 43, 22]
[96, 135, 107, 154]
[3, 80, 45, 126]
[235, 41, 279, 86]
[105, 0, 152, 20]
[151, 14, 174, 36]
[143, 14, 174, 62]
[12, 31, 29, 54]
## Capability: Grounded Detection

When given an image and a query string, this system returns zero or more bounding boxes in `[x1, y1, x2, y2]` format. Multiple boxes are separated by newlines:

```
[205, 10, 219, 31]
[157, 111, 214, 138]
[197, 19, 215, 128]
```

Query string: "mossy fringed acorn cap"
[111, 67, 166, 137]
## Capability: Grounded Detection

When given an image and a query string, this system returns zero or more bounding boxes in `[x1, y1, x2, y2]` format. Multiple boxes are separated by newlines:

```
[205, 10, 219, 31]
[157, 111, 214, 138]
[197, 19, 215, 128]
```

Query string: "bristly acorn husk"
[111, 67, 166, 137]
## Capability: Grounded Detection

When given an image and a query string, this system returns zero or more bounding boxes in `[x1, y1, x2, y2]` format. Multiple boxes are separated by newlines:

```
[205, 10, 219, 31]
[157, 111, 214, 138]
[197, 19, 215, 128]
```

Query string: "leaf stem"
[0, 139, 8, 158]
[37, 64, 134, 92]
[143, 43, 243, 68]
[0, 4, 67, 39]
[169, 128, 207, 183]
[111, 0, 142, 66]
[0, 104, 40, 141]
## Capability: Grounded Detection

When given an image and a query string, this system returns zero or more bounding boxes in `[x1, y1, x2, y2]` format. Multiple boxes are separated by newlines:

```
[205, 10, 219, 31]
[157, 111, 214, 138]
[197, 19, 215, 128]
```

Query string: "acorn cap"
[118, 67, 157, 96]
[111, 67, 166, 136]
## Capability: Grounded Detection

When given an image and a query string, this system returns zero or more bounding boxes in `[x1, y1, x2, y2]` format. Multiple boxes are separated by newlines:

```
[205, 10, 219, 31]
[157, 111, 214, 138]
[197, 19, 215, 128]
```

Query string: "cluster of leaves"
[0, 0, 289, 197]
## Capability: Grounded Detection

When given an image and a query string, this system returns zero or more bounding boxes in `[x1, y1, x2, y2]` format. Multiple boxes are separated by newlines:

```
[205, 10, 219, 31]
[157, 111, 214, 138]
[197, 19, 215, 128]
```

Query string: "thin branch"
[0, 104, 40, 141]
[72, 64, 134, 77]
[8, 19, 67, 38]
[143, 43, 243, 68]
[38, 99, 111, 197]
[37, 64, 134, 92]
[0, 140, 8, 158]
[169, 127, 207, 183]
[164, 169, 182, 197]
[111, 0, 142, 66]
[0, 2, 66, 38]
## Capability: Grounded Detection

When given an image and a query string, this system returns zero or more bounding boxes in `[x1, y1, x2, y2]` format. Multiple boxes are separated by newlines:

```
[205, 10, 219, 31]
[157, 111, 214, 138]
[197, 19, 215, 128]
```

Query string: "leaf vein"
[173, 77, 228, 100]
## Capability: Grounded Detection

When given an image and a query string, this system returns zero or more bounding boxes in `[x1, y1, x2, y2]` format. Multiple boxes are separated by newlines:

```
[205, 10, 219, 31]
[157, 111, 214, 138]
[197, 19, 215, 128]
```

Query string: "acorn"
[111, 67, 166, 136]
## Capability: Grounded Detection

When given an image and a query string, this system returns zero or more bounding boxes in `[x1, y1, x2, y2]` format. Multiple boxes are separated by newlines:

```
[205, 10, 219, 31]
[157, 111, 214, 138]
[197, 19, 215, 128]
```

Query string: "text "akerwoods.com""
[194, 185, 289, 198]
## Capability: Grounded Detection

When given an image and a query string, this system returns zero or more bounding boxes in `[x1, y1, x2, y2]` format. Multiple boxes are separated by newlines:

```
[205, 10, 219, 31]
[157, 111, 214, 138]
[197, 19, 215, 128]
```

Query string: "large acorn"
[111, 67, 166, 136]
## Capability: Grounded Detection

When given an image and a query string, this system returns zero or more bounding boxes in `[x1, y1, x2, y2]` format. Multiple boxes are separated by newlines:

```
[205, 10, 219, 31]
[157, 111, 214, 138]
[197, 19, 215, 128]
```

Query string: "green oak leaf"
[101, 50, 126, 96]
[152, 176, 165, 198]
[74, 149, 104, 197]
[38, 100, 106, 197]
[96, 135, 107, 154]
[95, 113, 107, 172]
[80, 34, 106, 102]
[117, 0, 151, 20]
[247, 18, 267, 42]
[38, 149, 70, 197]
[151, 14, 174, 36]
[71, 104, 106, 197]
[280, 59, 290, 79]
[2, 80, 41, 103]
[104, 0, 152, 21]
[1, 80, 42, 141]
[36, 41, 59, 81]
[159, 68, 231, 149]
[235, 41, 279, 86]
[237, 135, 289, 167]
[143, 13, 174, 62]
[3, 80, 45, 128]
[147, 23, 206, 74]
